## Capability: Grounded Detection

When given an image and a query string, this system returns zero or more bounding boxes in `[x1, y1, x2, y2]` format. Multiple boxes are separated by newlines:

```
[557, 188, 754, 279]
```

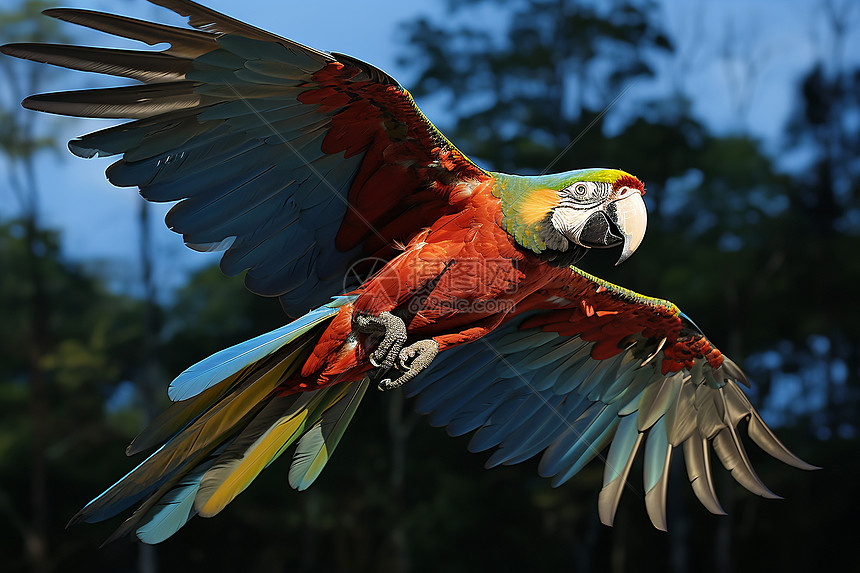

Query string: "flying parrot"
[2, 0, 815, 544]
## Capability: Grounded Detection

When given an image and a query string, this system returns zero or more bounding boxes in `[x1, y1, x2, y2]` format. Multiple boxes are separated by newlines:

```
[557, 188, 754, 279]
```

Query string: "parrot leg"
[353, 311, 407, 370]
[378, 339, 439, 391]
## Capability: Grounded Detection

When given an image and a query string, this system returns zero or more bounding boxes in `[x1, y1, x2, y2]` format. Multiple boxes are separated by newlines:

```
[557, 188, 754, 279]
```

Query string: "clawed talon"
[353, 312, 439, 391]
[378, 339, 439, 391]
[353, 311, 407, 370]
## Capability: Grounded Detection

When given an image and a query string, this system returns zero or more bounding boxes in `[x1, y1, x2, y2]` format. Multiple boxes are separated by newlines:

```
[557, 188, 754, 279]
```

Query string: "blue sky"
[1, 0, 857, 295]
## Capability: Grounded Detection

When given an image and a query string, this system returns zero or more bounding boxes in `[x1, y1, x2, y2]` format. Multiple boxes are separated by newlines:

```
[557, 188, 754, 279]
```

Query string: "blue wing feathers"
[541, 402, 616, 481]
[580, 356, 626, 400]
[242, 111, 331, 140]
[416, 358, 500, 416]
[469, 392, 547, 452]
[407, 305, 805, 526]
[77, 445, 171, 524]
[234, 67, 305, 86]
[123, 118, 216, 162]
[427, 373, 499, 428]
[193, 46, 247, 69]
[598, 357, 643, 403]
[483, 393, 564, 468]
[466, 388, 533, 452]
[143, 141, 272, 200]
[542, 344, 593, 390]
[56, 32, 371, 307]
[494, 330, 559, 353]
[247, 246, 319, 295]
[220, 224, 307, 278]
[551, 406, 622, 487]
[407, 344, 488, 397]
[244, 247, 318, 294]
[522, 361, 566, 392]
[121, 139, 264, 194]
[216, 35, 324, 70]
[520, 336, 586, 370]
[12, 1, 478, 314]
[169, 167, 292, 235]
[446, 381, 519, 437]
[69, 108, 212, 159]
[162, 138, 324, 222]
[554, 357, 601, 395]
[197, 99, 304, 121]
[492, 393, 591, 467]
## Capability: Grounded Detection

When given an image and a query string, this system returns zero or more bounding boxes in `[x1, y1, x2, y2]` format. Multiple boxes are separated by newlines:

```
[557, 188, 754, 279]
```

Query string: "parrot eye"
[562, 181, 609, 208]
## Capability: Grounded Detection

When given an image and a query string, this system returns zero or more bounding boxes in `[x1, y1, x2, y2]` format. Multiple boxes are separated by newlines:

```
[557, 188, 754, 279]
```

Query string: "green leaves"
[401, 0, 672, 173]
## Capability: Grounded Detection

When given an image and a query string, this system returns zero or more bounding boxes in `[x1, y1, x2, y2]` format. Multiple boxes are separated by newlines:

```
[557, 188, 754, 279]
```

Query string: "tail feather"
[195, 378, 370, 517]
[72, 335, 314, 526]
[69, 298, 368, 544]
[126, 365, 248, 456]
[133, 454, 219, 544]
[100, 444, 224, 546]
[123, 379, 368, 544]
[194, 394, 313, 517]
[289, 378, 369, 491]
[168, 297, 352, 401]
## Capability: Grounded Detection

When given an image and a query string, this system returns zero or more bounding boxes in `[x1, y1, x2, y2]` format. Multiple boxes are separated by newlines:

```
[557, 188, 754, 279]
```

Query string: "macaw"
[2, 0, 815, 544]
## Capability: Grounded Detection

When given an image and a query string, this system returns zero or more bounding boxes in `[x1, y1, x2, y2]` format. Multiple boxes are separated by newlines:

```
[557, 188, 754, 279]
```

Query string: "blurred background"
[1, 0, 858, 571]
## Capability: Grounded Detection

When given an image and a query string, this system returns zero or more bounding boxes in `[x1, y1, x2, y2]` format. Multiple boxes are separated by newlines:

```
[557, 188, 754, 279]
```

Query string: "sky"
[0, 0, 858, 296]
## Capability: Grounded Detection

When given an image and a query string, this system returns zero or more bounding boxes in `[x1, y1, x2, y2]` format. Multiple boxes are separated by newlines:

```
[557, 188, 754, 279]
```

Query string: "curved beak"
[609, 191, 647, 265]
[552, 190, 648, 264]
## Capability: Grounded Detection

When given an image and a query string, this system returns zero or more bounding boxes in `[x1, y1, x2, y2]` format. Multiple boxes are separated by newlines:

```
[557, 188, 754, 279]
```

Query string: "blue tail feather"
[168, 297, 354, 401]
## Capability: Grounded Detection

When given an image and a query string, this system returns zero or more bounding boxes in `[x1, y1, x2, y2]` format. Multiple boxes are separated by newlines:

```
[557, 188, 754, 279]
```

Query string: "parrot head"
[494, 168, 648, 266]
[546, 169, 647, 265]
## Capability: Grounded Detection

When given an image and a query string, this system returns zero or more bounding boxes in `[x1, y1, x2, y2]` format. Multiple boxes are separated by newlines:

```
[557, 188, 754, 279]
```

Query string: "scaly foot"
[353, 311, 407, 370]
[378, 339, 440, 391]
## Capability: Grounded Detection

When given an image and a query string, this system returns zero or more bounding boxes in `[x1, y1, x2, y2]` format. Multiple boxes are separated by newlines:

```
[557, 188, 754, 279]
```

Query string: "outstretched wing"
[1, 0, 488, 315]
[405, 266, 815, 530]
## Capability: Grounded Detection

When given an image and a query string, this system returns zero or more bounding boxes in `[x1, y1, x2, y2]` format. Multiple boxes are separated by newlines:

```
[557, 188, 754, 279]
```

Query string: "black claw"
[377, 377, 398, 391]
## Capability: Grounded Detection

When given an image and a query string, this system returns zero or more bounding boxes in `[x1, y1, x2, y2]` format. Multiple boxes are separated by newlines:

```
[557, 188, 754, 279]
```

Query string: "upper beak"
[609, 191, 647, 265]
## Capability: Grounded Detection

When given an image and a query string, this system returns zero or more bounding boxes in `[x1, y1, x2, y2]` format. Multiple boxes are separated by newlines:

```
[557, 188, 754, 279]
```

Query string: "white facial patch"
[550, 206, 596, 245]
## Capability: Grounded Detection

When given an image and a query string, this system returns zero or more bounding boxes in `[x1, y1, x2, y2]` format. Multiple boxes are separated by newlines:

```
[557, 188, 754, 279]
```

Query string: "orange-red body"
[295, 176, 567, 388]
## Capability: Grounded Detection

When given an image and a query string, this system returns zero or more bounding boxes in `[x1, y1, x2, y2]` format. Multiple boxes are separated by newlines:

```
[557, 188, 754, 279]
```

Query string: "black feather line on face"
[537, 212, 588, 267]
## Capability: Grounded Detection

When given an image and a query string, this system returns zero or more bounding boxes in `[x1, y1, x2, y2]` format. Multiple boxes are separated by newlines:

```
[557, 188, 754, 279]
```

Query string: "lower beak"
[608, 191, 647, 265]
